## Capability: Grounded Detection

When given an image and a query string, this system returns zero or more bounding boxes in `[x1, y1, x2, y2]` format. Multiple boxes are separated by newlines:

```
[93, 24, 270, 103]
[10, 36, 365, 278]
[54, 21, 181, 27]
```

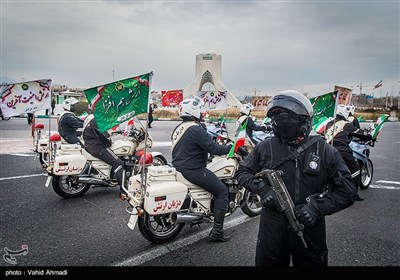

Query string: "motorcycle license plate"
[45, 176, 52, 188]
[127, 215, 138, 230]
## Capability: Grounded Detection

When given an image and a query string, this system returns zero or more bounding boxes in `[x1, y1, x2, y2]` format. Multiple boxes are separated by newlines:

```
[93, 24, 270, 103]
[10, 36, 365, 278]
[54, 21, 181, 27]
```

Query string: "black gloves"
[236, 146, 248, 157]
[294, 200, 320, 227]
[261, 189, 279, 211]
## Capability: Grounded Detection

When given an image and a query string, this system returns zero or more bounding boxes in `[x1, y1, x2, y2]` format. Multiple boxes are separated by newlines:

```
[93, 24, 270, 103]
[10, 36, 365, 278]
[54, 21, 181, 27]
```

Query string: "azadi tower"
[183, 53, 242, 108]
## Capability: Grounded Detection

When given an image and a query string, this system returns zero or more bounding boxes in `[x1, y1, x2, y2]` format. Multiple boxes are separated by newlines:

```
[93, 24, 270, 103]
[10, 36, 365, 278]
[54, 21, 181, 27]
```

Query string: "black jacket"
[325, 115, 365, 152]
[237, 115, 266, 139]
[172, 120, 231, 170]
[236, 135, 357, 216]
[82, 115, 112, 152]
[58, 112, 84, 144]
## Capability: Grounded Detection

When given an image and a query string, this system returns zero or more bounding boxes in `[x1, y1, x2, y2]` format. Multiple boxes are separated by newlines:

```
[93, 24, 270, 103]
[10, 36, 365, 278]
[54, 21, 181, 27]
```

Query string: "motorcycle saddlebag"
[144, 181, 187, 215]
[53, 154, 86, 175]
[147, 165, 177, 181]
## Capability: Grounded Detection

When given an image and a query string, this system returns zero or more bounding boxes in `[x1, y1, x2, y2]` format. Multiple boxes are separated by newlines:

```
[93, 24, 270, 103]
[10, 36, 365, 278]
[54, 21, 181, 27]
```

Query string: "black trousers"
[255, 208, 328, 267]
[86, 146, 124, 182]
[179, 167, 229, 211]
[338, 149, 360, 190]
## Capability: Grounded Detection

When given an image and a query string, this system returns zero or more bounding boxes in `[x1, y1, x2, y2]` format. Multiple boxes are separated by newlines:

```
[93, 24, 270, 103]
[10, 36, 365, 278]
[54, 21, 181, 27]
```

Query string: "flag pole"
[140, 72, 153, 186]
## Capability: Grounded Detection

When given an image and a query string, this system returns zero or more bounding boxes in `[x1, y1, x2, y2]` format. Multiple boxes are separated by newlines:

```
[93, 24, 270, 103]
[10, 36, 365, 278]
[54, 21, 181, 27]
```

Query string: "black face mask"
[272, 113, 307, 143]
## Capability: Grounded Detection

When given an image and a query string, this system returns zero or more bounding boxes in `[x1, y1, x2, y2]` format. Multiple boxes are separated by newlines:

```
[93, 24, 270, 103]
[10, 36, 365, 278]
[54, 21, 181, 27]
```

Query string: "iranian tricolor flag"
[123, 118, 135, 137]
[371, 114, 389, 140]
[228, 121, 247, 158]
[312, 117, 333, 135]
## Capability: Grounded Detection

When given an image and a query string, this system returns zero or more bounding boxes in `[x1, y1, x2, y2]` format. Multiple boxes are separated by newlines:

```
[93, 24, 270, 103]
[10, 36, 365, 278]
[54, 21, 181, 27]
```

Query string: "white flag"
[0, 79, 52, 118]
[196, 90, 228, 110]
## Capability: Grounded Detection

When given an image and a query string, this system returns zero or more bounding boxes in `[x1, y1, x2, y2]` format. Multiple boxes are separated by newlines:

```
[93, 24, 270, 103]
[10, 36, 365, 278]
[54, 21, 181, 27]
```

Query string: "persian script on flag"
[310, 90, 338, 129]
[161, 89, 183, 107]
[0, 79, 52, 118]
[196, 90, 228, 110]
[84, 72, 152, 133]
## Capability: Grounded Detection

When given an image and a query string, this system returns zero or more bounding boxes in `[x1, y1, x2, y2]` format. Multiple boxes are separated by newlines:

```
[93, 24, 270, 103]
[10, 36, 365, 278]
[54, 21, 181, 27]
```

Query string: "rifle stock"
[256, 169, 307, 248]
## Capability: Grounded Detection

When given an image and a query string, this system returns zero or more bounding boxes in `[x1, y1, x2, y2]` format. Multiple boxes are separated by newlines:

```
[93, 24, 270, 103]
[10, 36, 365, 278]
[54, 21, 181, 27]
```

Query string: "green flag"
[310, 90, 338, 128]
[84, 72, 152, 133]
[371, 114, 389, 140]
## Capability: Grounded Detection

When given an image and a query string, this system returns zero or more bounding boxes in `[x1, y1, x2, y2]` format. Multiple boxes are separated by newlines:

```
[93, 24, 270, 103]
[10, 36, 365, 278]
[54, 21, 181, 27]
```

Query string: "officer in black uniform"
[236, 90, 357, 267]
[325, 104, 372, 201]
[58, 97, 84, 146]
[172, 97, 246, 242]
[236, 103, 269, 145]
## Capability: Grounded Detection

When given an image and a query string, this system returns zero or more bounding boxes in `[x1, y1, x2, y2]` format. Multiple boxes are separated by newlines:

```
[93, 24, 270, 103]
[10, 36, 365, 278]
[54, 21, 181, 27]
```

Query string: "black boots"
[209, 208, 231, 242]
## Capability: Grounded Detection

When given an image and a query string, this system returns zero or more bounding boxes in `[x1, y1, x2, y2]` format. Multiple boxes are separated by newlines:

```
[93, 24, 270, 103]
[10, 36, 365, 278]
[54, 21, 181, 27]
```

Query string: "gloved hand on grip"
[236, 146, 248, 157]
[294, 200, 320, 227]
[261, 189, 279, 210]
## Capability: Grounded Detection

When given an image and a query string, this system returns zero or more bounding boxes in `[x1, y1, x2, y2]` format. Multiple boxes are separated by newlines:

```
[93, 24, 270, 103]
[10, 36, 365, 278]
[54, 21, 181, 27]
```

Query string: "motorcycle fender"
[149, 151, 162, 157]
[53, 154, 86, 175]
[144, 181, 187, 215]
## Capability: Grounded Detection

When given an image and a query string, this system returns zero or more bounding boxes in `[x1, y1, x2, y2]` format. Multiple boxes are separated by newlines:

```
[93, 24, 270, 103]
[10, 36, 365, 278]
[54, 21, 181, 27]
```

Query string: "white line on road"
[369, 185, 400, 190]
[153, 141, 172, 147]
[0, 174, 45, 181]
[10, 153, 34, 157]
[112, 214, 257, 266]
[376, 180, 400, 185]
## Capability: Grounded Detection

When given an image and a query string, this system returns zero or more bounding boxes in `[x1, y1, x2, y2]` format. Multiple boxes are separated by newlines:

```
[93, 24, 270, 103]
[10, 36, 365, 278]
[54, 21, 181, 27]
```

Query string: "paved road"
[0, 118, 399, 273]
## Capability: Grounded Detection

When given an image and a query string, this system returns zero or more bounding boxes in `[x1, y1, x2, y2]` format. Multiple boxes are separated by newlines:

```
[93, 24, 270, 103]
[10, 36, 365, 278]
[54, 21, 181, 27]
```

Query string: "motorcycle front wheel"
[138, 213, 185, 244]
[359, 159, 373, 189]
[240, 189, 262, 217]
[52, 175, 91, 198]
[1, 116, 11, 120]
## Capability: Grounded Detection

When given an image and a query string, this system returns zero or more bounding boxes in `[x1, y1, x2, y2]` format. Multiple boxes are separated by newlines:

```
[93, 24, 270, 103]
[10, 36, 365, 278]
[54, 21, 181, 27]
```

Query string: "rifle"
[255, 169, 307, 248]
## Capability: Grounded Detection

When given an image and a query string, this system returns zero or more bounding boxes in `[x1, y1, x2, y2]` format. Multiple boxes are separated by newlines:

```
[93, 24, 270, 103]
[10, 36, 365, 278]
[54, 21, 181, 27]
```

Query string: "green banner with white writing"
[84, 72, 152, 133]
[310, 90, 338, 127]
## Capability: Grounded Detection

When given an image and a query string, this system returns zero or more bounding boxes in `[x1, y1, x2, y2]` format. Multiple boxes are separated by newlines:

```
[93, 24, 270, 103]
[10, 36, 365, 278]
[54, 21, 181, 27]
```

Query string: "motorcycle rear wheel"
[359, 159, 373, 189]
[138, 213, 184, 244]
[52, 175, 91, 198]
[241, 190, 262, 217]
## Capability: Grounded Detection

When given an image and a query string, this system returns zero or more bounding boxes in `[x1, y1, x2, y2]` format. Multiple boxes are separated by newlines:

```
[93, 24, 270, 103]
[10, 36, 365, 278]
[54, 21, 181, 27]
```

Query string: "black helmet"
[267, 90, 313, 145]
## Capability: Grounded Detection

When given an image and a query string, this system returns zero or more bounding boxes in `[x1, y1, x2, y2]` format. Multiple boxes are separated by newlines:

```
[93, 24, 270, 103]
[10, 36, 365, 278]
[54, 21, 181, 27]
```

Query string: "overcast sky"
[1, 0, 399, 97]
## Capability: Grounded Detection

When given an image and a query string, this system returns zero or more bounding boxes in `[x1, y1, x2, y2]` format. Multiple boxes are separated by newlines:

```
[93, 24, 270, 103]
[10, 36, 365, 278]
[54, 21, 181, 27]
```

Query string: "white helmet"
[336, 104, 352, 120]
[348, 104, 355, 115]
[240, 103, 254, 115]
[179, 96, 205, 119]
[62, 97, 79, 111]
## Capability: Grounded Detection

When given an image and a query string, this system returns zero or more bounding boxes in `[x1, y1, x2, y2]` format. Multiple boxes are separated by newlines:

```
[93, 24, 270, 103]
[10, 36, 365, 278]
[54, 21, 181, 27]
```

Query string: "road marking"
[376, 180, 400, 185]
[0, 174, 45, 181]
[153, 141, 172, 147]
[10, 153, 34, 157]
[369, 185, 400, 190]
[112, 214, 257, 266]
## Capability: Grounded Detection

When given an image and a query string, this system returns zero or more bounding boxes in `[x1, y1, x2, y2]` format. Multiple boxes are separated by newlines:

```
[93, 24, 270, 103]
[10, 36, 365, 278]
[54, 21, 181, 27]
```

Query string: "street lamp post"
[112, 70, 115, 81]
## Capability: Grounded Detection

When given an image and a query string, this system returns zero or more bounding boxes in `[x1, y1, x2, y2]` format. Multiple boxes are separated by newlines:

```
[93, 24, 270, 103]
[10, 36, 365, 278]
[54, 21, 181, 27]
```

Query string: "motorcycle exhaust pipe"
[78, 177, 110, 186]
[171, 212, 204, 223]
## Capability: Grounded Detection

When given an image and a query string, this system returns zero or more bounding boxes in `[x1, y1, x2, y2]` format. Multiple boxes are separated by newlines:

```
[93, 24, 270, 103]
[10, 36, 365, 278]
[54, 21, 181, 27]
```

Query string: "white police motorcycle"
[45, 117, 167, 198]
